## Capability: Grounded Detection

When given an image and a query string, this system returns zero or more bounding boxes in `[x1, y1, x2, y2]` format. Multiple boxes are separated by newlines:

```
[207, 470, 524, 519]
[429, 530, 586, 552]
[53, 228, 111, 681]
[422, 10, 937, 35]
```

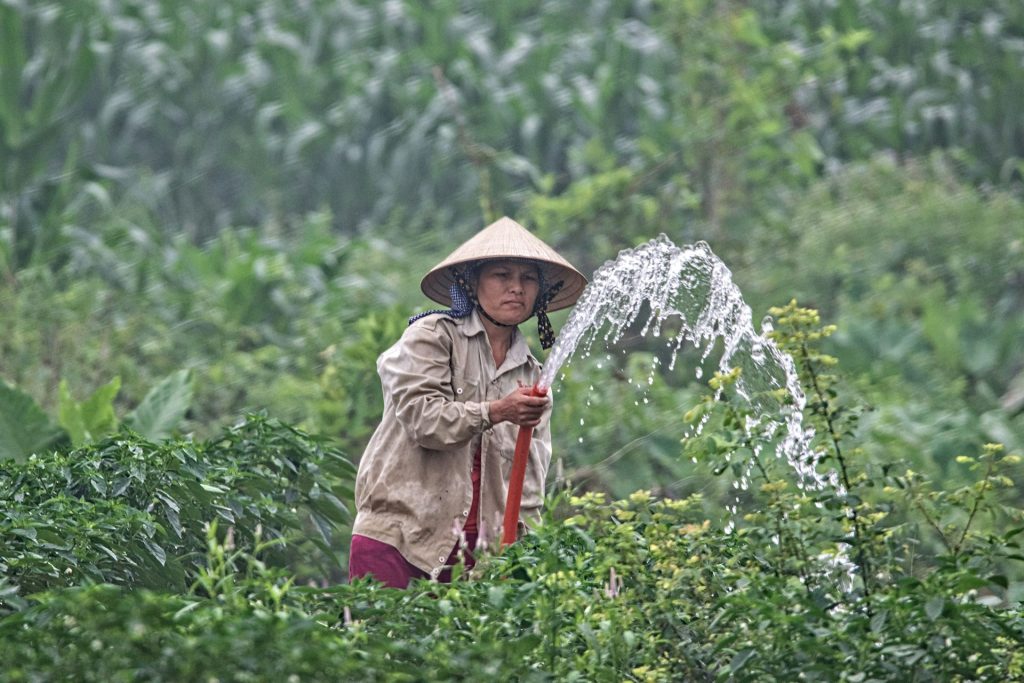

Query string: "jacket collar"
[459, 309, 532, 369]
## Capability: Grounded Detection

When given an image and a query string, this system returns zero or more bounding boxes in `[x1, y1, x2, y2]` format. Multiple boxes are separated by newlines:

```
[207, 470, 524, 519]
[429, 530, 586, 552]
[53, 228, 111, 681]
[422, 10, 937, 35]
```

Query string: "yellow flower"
[629, 490, 653, 505]
[681, 520, 711, 535]
[570, 491, 607, 507]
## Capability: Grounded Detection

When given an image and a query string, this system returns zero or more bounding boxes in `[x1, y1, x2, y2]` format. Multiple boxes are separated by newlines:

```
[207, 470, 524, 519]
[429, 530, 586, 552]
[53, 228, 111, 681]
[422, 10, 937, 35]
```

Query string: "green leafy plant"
[123, 369, 195, 441]
[0, 1, 100, 276]
[0, 381, 65, 462]
[0, 414, 354, 609]
[0, 370, 195, 460]
[3, 479, 1020, 680]
[58, 376, 121, 448]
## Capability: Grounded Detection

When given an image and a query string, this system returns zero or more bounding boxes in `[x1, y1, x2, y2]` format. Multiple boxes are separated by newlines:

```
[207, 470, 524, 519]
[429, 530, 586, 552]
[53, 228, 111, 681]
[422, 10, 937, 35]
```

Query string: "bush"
[2, 485, 1021, 681]
[742, 158, 1024, 487]
[2, 307, 1022, 681]
[0, 415, 354, 607]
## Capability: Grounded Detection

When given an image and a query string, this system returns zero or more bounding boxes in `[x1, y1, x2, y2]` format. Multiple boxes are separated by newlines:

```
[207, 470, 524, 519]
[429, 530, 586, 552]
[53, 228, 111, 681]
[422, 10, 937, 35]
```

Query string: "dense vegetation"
[3, 314, 1023, 680]
[2, 0, 1023, 678]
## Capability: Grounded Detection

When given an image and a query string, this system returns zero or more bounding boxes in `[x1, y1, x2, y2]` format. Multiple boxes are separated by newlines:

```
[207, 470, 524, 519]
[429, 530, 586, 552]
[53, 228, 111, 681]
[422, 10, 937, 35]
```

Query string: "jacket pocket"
[451, 374, 479, 403]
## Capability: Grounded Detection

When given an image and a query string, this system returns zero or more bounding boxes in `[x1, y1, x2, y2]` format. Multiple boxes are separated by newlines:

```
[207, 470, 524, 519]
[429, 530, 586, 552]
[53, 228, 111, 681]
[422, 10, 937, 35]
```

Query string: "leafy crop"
[2, 483, 1021, 680]
[0, 370, 194, 461]
[2, 308, 1022, 680]
[3, 0, 1021, 279]
[0, 415, 354, 608]
[2, 1, 1024, 674]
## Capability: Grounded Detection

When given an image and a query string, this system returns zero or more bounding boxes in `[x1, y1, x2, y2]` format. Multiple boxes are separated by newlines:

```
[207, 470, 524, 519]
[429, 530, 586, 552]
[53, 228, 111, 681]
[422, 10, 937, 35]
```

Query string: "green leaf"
[125, 370, 194, 441]
[82, 377, 121, 439]
[0, 380, 65, 461]
[730, 648, 756, 673]
[59, 377, 121, 446]
[141, 539, 167, 566]
[924, 596, 944, 621]
[58, 380, 86, 446]
[870, 609, 888, 633]
[987, 575, 1009, 589]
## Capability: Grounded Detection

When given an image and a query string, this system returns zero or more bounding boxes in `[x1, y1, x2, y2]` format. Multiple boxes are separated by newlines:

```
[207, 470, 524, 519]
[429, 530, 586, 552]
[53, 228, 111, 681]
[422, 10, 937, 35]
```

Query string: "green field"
[2, 0, 1023, 678]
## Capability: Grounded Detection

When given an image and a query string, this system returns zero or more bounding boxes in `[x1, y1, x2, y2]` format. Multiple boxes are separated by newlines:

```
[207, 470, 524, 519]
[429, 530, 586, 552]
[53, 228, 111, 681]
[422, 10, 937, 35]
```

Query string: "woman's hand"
[488, 386, 549, 427]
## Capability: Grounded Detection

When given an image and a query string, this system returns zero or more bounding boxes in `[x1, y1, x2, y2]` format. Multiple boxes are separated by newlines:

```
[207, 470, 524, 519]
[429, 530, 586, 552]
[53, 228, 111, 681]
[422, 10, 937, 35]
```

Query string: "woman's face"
[474, 260, 541, 325]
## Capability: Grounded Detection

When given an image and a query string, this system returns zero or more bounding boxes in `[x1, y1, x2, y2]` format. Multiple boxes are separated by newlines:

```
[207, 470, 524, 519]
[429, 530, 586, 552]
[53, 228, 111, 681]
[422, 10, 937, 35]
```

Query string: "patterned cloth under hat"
[410, 217, 588, 348]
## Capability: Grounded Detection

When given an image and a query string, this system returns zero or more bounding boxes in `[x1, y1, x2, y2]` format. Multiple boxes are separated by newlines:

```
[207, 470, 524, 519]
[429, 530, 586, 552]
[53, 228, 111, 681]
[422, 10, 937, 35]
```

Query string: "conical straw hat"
[421, 216, 588, 312]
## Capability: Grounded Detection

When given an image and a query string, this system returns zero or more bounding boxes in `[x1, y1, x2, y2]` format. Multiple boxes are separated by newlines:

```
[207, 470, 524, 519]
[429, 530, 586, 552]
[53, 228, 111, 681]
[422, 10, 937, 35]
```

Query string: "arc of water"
[537, 234, 826, 491]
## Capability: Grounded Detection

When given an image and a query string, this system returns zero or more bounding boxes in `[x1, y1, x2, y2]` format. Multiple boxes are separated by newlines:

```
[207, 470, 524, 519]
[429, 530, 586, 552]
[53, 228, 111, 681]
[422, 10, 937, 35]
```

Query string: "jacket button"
[456, 387, 463, 395]
[439, 555, 446, 562]
[462, 510, 469, 517]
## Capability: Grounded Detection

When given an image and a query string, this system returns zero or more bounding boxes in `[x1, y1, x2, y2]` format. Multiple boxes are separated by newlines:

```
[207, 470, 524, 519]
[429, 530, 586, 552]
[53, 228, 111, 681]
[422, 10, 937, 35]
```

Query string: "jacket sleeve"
[378, 320, 492, 451]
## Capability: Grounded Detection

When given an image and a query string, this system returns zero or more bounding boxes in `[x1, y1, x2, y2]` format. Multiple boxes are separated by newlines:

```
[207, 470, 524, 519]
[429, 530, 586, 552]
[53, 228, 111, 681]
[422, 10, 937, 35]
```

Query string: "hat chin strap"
[476, 303, 526, 329]
[475, 277, 564, 349]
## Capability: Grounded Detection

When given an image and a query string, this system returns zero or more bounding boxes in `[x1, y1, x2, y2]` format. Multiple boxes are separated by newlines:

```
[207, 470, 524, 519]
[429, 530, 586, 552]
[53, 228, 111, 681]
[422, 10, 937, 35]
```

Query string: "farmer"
[349, 216, 587, 588]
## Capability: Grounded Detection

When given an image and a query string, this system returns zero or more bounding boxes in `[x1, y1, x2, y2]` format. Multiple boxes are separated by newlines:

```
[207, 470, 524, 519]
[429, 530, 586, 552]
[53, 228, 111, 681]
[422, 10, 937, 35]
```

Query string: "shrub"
[2, 485, 1021, 681]
[0, 415, 354, 608]
[3, 306, 1021, 680]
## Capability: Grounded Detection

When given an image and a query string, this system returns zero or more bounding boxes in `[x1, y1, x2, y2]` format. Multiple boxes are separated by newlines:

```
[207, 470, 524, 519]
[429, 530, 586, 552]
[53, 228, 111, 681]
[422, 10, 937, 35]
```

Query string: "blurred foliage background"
[2, 0, 1023, 511]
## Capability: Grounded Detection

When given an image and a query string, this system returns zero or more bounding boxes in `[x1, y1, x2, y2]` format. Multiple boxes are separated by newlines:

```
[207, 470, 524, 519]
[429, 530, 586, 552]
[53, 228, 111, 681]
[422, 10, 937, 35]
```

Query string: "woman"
[349, 217, 587, 588]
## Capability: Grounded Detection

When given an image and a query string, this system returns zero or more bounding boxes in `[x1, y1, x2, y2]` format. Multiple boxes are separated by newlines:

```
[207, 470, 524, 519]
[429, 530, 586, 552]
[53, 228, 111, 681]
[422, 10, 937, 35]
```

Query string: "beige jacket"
[351, 310, 552, 578]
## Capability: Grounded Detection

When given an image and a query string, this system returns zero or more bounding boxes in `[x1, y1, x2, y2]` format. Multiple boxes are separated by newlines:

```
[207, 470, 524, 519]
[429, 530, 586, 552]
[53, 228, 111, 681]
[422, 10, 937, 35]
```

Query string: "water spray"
[501, 234, 828, 547]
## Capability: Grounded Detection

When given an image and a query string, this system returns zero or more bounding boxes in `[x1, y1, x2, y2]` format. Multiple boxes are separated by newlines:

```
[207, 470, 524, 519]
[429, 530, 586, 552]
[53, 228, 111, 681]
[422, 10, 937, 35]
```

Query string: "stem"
[913, 498, 954, 555]
[750, 451, 784, 580]
[750, 445, 813, 587]
[953, 456, 995, 557]
[800, 342, 873, 605]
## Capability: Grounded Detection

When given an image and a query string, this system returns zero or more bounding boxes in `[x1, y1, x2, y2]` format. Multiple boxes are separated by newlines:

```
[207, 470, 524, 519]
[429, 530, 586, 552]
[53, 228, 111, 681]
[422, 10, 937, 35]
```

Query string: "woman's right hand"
[488, 386, 549, 427]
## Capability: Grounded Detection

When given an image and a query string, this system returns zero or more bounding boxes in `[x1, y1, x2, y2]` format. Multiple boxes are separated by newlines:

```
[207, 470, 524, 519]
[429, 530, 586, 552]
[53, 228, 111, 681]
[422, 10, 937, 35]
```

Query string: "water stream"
[541, 234, 835, 492]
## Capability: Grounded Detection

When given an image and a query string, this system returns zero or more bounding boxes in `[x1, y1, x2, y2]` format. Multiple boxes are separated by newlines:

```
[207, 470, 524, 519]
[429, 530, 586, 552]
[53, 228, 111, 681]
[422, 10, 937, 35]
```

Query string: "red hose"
[501, 384, 547, 546]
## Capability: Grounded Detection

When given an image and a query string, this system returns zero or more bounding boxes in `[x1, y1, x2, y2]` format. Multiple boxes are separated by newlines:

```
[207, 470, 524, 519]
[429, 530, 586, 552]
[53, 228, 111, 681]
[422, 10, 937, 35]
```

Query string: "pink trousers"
[349, 533, 478, 588]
